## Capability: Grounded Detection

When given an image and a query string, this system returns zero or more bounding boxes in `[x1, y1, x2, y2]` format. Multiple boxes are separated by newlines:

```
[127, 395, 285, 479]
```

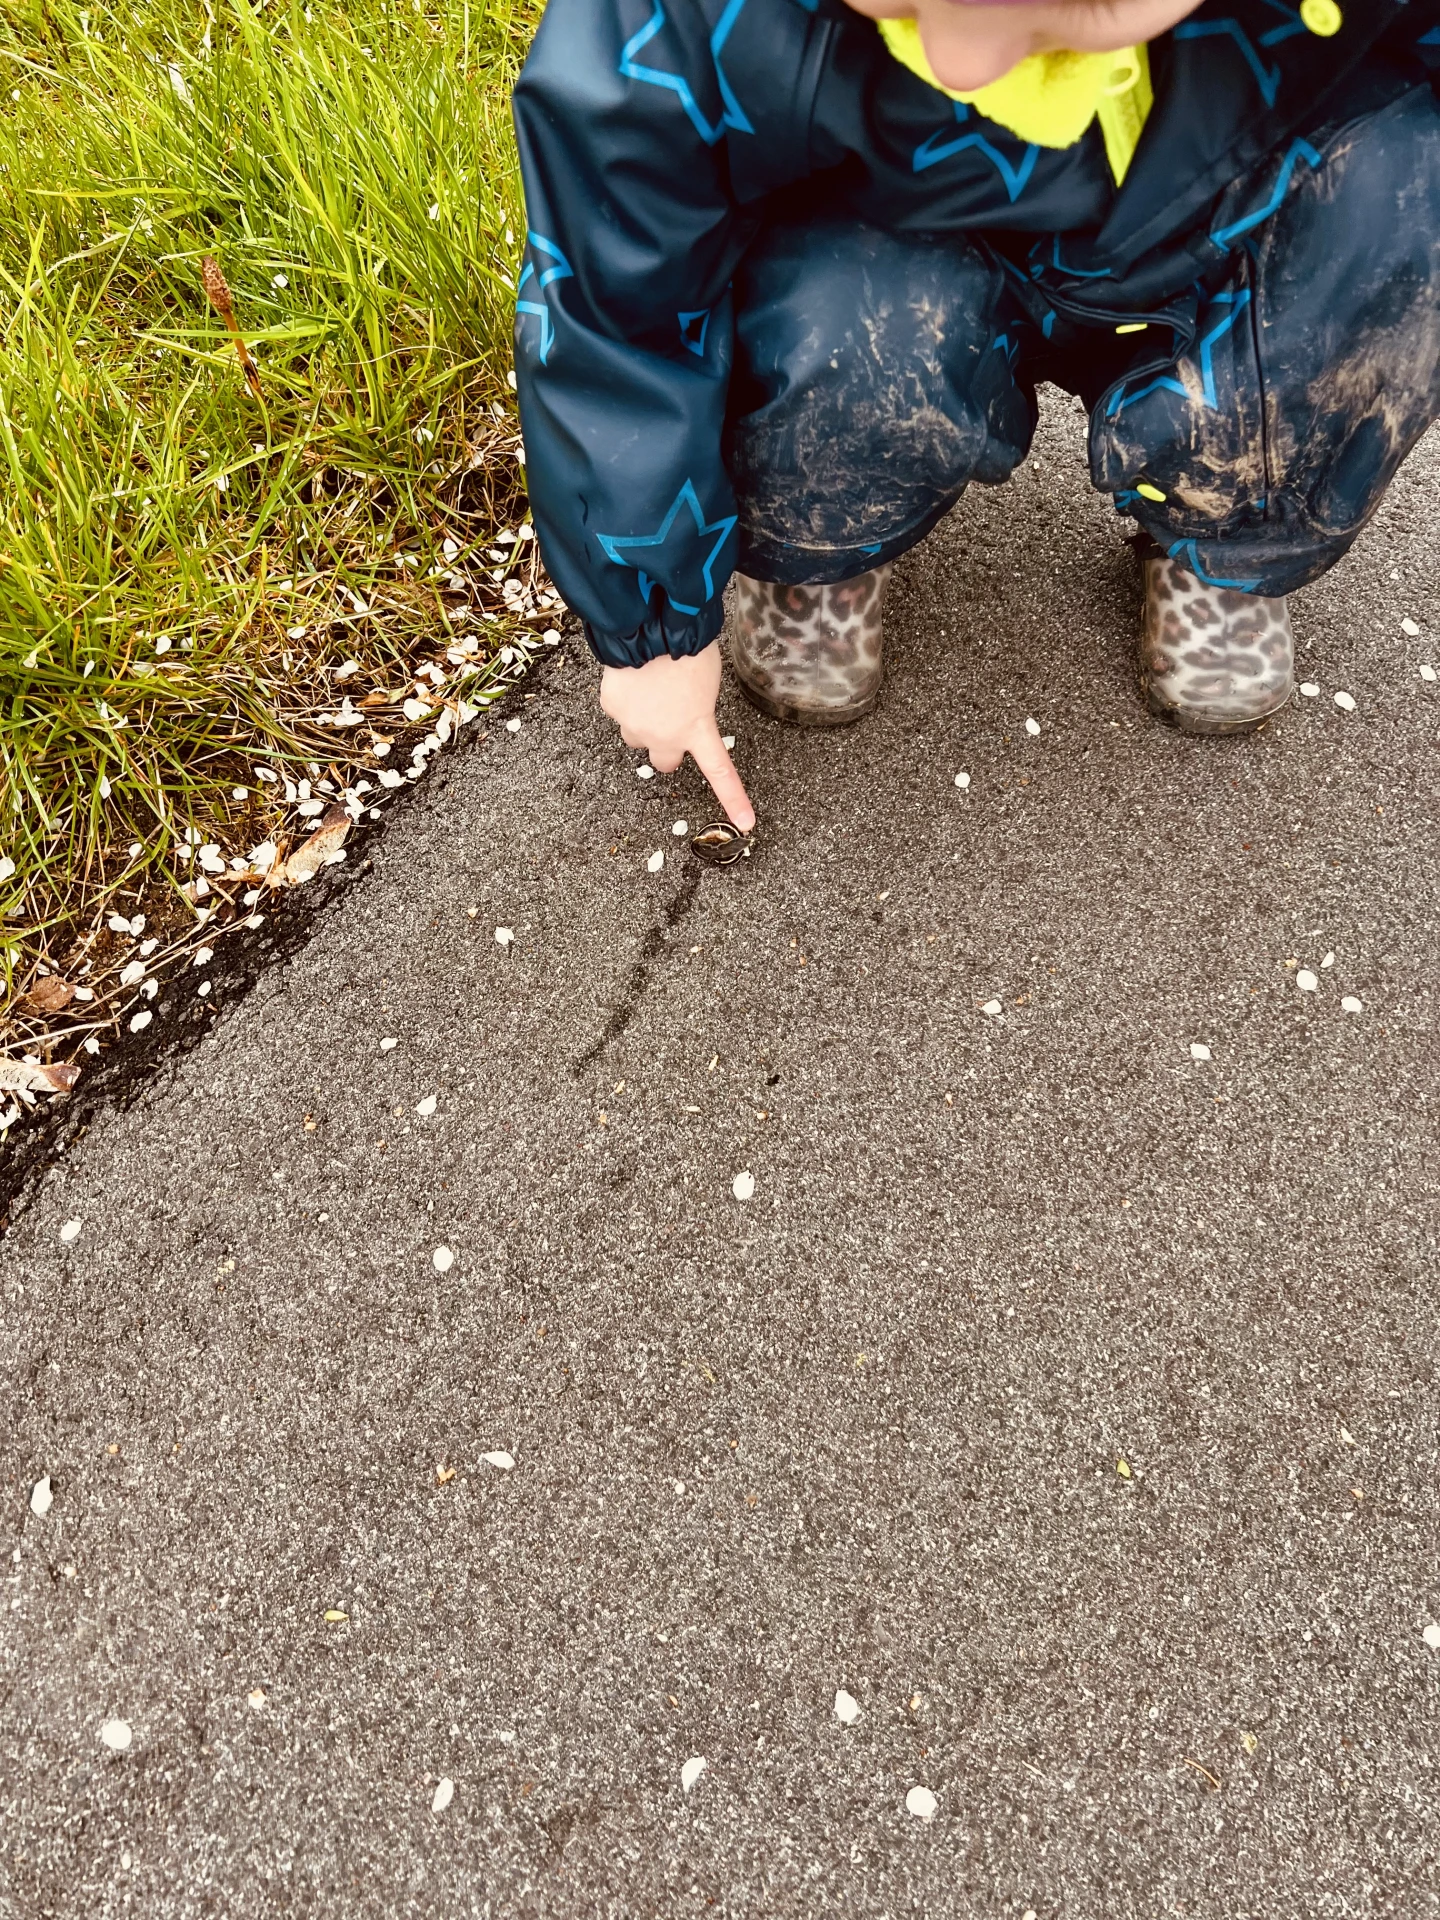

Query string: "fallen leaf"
[834, 1689, 862, 1726]
[271, 807, 350, 885]
[905, 1786, 938, 1820]
[432, 1776, 455, 1813]
[23, 977, 75, 1015]
[1240, 1731, 1258, 1755]
[482, 1450, 515, 1470]
[30, 1475, 53, 1517]
[0, 1057, 81, 1096]
[681, 1756, 707, 1794]
[1116, 1458, 1132, 1478]
[99, 1719, 133, 1752]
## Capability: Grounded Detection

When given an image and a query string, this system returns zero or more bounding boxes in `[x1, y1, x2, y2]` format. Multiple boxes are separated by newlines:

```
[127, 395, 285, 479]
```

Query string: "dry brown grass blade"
[201, 255, 265, 403]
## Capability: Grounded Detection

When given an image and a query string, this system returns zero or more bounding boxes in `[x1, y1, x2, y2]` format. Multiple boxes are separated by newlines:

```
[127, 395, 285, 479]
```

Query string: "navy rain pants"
[725, 87, 1440, 599]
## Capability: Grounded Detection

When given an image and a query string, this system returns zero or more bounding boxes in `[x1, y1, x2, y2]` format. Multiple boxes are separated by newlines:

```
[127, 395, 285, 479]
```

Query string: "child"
[512, 0, 1440, 831]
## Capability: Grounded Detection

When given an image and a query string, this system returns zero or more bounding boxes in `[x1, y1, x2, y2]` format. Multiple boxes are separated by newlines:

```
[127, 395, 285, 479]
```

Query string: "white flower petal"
[647, 850, 664, 874]
[1333, 691, 1356, 713]
[981, 1000, 1003, 1017]
[671, 820, 689, 836]
[721, 735, 736, 750]
[494, 926, 515, 947]
[482, 1450, 515, 1470]
[1423, 1623, 1440, 1651]
[30, 1475, 53, 1517]
[59, 1218, 82, 1244]
[431, 1776, 454, 1813]
[954, 772, 970, 789]
[380, 1037, 399, 1052]
[432, 1245, 454, 1273]
[834, 1689, 861, 1726]
[732, 1170, 755, 1202]
[1296, 970, 1320, 993]
[1420, 664, 1437, 683]
[1341, 996, 1364, 1015]
[1024, 717, 1041, 736]
[1401, 617, 1421, 637]
[505, 717, 522, 733]
[1189, 1043, 1212, 1062]
[99, 1719, 132, 1752]
[129, 1011, 152, 1034]
[1299, 682, 1321, 697]
[905, 1786, 938, 1821]
[416, 1094, 438, 1117]
[680, 1756, 707, 1794]
[636, 765, 655, 780]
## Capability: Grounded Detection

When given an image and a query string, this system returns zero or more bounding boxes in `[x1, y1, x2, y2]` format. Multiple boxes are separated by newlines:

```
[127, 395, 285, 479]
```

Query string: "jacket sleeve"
[512, 0, 752, 668]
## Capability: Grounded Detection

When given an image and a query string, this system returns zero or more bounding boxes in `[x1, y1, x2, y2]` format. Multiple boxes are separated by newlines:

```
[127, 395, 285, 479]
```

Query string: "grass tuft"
[0, 0, 538, 1033]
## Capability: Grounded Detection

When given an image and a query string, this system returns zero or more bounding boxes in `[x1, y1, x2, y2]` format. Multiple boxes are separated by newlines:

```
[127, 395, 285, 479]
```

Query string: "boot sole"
[734, 672, 879, 729]
[1143, 685, 1293, 736]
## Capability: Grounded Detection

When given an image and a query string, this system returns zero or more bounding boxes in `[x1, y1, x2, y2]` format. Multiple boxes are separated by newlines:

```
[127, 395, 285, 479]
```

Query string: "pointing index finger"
[688, 719, 755, 832]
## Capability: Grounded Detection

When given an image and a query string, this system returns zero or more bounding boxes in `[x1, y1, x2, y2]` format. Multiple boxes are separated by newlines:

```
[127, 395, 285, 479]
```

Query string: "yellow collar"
[878, 21, 1153, 184]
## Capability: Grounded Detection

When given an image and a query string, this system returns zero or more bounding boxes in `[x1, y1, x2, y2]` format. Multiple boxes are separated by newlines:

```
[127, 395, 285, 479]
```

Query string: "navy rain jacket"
[512, 0, 1440, 667]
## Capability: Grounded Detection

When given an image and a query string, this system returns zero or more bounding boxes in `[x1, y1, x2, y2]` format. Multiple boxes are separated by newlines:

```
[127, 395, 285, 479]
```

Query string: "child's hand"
[600, 645, 756, 832]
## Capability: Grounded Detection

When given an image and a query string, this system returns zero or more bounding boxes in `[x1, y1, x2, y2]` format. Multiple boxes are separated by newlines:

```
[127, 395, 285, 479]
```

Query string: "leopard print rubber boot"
[1139, 543, 1294, 735]
[725, 567, 891, 727]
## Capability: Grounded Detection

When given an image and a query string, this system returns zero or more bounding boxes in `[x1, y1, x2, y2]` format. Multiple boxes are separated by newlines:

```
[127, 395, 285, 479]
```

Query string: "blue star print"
[913, 104, 1039, 203]
[596, 479, 737, 615]
[516, 232, 573, 365]
[618, 0, 753, 145]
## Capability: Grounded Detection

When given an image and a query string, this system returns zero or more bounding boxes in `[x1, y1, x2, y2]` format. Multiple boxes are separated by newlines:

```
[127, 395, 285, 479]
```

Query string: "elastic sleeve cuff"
[582, 597, 726, 670]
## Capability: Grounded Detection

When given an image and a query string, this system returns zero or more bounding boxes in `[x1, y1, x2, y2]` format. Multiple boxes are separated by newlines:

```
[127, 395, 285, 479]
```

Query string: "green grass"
[0, 0, 537, 1016]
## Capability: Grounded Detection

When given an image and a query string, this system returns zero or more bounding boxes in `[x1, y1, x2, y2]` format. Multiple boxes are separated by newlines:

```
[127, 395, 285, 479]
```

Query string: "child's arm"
[512, 0, 755, 825]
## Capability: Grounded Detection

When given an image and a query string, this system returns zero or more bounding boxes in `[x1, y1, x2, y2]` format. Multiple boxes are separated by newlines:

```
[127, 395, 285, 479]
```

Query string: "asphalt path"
[4, 395, 1439, 1918]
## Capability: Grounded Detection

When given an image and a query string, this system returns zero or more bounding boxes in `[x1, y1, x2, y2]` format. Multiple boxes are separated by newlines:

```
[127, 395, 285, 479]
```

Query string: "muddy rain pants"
[726, 87, 1440, 598]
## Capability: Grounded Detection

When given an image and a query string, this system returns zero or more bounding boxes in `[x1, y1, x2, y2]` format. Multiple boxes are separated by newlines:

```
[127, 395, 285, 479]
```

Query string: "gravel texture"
[3, 396, 1438, 1919]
